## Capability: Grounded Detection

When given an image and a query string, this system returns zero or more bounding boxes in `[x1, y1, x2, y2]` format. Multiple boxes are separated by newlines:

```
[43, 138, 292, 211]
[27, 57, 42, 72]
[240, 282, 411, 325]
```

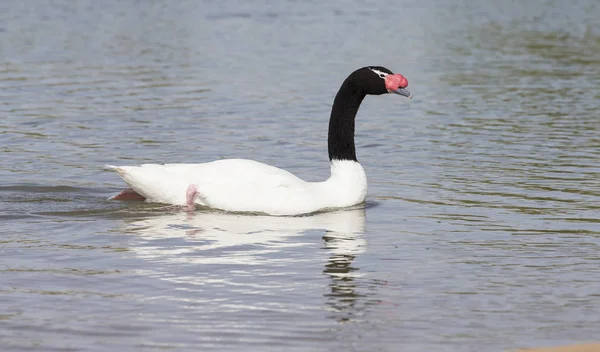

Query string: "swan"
[107, 66, 411, 215]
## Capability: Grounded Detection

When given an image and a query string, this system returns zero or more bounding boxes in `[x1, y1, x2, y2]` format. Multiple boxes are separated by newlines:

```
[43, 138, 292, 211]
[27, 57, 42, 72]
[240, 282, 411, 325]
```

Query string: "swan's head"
[356, 66, 411, 98]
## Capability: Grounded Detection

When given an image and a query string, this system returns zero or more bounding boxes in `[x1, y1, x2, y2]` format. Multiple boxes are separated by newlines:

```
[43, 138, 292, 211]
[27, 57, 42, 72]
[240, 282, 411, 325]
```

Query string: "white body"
[108, 159, 367, 216]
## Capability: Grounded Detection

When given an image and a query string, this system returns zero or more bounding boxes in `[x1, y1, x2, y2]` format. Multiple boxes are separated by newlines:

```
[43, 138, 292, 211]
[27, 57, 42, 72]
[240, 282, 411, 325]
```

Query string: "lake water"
[1, 1, 599, 351]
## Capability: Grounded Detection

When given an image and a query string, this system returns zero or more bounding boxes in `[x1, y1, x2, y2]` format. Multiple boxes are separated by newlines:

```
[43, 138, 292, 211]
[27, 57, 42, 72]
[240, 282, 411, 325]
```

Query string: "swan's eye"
[379, 73, 386, 78]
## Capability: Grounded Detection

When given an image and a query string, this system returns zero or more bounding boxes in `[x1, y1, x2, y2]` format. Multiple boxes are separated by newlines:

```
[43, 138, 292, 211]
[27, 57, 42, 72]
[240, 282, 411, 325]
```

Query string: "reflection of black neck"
[323, 234, 358, 320]
[327, 83, 366, 162]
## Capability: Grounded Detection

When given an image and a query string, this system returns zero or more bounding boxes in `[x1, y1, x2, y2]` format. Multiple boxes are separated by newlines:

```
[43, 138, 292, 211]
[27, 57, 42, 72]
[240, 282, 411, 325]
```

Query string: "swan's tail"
[105, 164, 192, 205]
[104, 164, 127, 177]
[105, 165, 145, 200]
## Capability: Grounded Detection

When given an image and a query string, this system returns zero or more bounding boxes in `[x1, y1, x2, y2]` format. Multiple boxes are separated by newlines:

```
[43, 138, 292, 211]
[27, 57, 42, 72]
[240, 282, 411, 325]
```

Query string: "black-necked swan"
[107, 66, 411, 215]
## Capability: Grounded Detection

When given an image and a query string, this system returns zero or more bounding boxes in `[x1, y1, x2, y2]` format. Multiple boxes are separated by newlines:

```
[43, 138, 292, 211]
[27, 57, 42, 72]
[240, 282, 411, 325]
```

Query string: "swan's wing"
[160, 159, 305, 188]
[189, 159, 310, 209]
[108, 159, 308, 207]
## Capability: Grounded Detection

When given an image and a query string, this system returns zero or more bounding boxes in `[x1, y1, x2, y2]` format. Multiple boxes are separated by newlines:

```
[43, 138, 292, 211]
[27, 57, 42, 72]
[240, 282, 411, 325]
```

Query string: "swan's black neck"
[327, 80, 366, 162]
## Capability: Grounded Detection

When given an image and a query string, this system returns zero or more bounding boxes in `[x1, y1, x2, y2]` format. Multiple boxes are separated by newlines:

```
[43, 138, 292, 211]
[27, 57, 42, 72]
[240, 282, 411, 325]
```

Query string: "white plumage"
[107, 159, 367, 216]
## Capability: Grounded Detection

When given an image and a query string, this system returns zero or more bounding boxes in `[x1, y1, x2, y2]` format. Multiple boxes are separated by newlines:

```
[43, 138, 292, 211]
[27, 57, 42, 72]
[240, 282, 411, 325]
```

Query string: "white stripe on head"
[368, 67, 388, 79]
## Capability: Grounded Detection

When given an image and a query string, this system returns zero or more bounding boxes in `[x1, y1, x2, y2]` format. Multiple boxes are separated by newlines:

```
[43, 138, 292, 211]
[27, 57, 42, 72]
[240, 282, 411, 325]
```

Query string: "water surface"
[1, 1, 599, 351]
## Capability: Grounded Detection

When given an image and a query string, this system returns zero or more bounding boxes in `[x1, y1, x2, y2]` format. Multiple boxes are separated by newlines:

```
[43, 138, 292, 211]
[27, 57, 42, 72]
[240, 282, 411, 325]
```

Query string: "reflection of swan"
[122, 207, 366, 266]
[122, 207, 375, 324]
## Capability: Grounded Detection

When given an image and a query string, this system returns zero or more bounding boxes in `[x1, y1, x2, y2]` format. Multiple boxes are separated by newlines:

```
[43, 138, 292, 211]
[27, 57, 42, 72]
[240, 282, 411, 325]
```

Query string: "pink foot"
[185, 184, 198, 211]
[111, 188, 146, 201]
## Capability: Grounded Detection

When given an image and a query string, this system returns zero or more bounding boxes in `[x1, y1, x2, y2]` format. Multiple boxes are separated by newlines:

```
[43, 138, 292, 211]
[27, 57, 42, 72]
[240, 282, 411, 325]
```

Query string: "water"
[1, 1, 599, 351]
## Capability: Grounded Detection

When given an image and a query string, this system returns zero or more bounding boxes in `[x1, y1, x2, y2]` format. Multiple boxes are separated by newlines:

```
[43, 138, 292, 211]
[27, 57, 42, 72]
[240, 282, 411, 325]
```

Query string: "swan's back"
[110, 159, 315, 214]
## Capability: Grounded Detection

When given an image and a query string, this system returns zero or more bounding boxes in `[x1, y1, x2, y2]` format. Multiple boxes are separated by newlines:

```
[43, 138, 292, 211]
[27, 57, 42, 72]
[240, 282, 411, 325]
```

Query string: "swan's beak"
[384, 74, 411, 98]
[392, 87, 412, 99]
